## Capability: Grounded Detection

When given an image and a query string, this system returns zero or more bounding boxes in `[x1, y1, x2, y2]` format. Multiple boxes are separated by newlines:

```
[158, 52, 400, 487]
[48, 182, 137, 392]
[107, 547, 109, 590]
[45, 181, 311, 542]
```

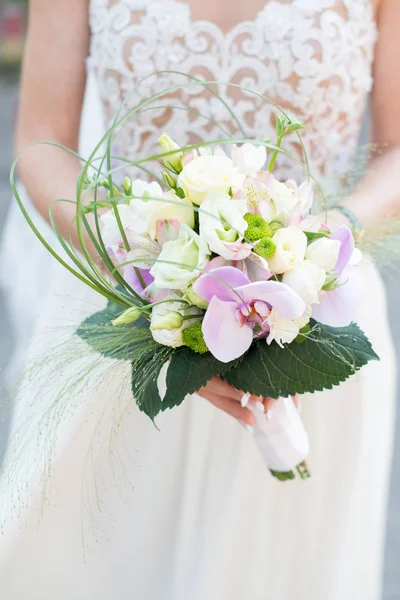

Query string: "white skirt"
[0, 255, 396, 600]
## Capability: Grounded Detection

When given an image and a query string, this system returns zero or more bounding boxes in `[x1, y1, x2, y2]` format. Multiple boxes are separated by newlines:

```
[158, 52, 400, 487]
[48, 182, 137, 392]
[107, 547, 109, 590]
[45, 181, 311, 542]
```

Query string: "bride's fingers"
[263, 397, 276, 412]
[198, 376, 243, 402]
[198, 391, 255, 426]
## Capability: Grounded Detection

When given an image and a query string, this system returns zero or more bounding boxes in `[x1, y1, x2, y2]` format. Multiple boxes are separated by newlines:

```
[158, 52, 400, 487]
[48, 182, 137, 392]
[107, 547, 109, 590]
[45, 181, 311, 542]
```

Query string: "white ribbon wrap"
[246, 397, 309, 472]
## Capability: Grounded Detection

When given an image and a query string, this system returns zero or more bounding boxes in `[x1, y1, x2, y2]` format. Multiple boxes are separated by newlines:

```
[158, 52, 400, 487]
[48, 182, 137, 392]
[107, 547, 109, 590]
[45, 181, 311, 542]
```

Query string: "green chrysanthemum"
[182, 321, 209, 354]
[244, 213, 272, 242]
[254, 237, 277, 260]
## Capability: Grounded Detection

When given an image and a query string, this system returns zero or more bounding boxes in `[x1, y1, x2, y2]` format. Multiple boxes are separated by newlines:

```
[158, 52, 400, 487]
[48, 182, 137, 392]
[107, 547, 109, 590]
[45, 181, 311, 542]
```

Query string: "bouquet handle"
[245, 397, 311, 481]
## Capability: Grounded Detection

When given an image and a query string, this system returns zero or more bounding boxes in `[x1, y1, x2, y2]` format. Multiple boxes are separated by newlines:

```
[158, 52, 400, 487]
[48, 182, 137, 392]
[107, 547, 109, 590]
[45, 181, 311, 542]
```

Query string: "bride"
[0, 0, 398, 598]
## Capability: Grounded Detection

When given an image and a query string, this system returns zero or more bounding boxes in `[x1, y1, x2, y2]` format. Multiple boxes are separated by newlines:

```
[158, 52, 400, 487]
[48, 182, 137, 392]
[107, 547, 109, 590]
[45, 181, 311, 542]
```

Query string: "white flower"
[268, 176, 313, 219]
[199, 191, 248, 260]
[150, 298, 199, 348]
[100, 204, 136, 246]
[268, 227, 308, 274]
[305, 237, 341, 272]
[283, 260, 326, 305]
[231, 143, 267, 176]
[131, 179, 163, 200]
[266, 309, 300, 348]
[300, 215, 328, 233]
[177, 154, 243, 205]
[150, 224, 210, 290]
[123, 179, 194, 239]
[147, 190, 194, 240]
[121, 179, 165, 236]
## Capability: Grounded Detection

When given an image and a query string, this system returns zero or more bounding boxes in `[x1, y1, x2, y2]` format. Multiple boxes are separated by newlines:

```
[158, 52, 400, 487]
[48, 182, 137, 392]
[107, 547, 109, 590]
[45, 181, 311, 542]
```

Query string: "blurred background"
[0, 1, 399, 597]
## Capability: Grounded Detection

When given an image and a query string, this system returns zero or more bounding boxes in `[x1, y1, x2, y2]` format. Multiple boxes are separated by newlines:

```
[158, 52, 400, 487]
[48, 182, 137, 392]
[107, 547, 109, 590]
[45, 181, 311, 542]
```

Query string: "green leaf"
[224, 321, 379, 398]
[161, 348, 241, 411]
[76, 295, 157, 362]
[131, 348, 173, 421]
[305, 231, 330, 242]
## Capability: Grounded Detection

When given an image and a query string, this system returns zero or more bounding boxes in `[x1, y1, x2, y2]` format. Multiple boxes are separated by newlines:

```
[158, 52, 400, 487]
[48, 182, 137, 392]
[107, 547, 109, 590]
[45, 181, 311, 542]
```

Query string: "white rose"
[305, 237, 341, 272]
[147, 190, 194, 240]
[120, 179, 164, 235]
[177, 155, 243, 205]
[150, 298, 199, 348]
[283, 260, 326, 305]
[127, 180, 194, 239]
[266, 309, 300, 348]
[150, 224, 209, 290]
[231, 143, 267, 176]
[199, 191, 248, 260]
[268, 227, 308, 274]
[100, 204, 136, 246]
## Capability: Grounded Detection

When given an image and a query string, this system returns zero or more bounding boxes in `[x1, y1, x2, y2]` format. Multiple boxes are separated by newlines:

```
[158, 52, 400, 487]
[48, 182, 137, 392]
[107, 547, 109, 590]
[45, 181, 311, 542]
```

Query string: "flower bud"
[112, 306, 142, 326]
[158, 133, 182, 173]
[162, 170, 177, 189]
[185, 286, 209, 310]
[123, 176, 132, 196]
[150, 311, 183, 331]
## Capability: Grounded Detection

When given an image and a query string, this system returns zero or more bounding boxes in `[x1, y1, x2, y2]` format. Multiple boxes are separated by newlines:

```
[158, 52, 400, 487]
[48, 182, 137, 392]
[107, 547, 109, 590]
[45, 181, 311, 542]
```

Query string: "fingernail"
[266, 409, 273, 421]
[240, 393, 251, 408]
[254, 401, 265, 413]
[239, 420, 254, 434]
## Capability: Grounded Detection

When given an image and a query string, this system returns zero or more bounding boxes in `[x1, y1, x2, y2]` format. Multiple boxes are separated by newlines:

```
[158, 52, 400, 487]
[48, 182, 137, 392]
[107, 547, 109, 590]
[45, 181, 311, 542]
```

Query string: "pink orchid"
[193, 266, 306, 362]
[312, 226, 364, 327]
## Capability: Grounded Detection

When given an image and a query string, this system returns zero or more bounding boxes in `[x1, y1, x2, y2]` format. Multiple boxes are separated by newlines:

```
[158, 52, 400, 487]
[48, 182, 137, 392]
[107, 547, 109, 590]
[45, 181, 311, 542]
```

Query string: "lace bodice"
[89, 0, 377, 181]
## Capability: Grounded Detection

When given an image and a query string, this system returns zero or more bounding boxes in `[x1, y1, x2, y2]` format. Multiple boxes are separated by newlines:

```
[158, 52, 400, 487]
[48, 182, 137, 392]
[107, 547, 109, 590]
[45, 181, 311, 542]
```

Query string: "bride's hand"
[197, 376, 299, 427]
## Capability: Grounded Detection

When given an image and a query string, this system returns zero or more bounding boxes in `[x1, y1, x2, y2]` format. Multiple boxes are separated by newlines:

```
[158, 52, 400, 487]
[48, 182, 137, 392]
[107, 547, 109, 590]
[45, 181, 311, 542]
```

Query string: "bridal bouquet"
[12, 80, 379, 481]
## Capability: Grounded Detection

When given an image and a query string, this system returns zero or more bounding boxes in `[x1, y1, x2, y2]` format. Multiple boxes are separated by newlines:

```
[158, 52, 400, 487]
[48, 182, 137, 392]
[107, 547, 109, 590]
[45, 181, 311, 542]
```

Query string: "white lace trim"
[89, 0, 377, 181]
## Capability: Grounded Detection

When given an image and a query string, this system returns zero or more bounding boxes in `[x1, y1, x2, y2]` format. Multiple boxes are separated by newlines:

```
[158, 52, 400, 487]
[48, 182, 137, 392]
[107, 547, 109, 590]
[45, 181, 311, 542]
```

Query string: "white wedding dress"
[0, 1, 397, 599]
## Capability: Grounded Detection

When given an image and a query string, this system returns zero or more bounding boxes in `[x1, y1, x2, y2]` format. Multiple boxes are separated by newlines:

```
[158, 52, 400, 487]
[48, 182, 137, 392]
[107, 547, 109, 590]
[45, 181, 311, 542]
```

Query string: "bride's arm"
[15, 0, 90, 248]
[340, 0, 400, 225]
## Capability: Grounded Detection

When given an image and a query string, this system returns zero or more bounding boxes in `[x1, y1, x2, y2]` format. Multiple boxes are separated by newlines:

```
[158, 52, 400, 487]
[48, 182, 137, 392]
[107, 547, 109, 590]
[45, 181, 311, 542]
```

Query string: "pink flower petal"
[224, 241, 255, 260]
[204, 256, 231, 271]
[155, 219, 180, 245]
[235, 281, 305, 319]
[193, 266, 250, 303]
[312, 265, 364, 327]
[202, 297, 254, 362]
[330, 225, 354, 275]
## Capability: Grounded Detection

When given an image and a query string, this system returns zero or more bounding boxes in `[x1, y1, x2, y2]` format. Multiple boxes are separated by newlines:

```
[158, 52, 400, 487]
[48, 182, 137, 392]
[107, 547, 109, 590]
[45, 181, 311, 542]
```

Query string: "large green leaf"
[76, 298, 158, 362]
[161, 348, 241, 411]
[131, 348, 173, 421]
[77, 296, 379, 421]
[224, 321, 379, 398]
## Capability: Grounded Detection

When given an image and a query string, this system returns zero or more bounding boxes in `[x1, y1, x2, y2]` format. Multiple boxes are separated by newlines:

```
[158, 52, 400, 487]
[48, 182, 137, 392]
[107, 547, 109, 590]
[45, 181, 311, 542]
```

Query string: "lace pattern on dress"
[89, 0, 377, 181]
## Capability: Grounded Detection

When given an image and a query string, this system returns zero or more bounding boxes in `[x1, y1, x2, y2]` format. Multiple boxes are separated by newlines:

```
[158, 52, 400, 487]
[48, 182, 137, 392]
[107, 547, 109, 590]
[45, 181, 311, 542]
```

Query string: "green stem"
[181, 313, 204, 321]
[268, 134, 283, 172]
[134, 267, 147, 290]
